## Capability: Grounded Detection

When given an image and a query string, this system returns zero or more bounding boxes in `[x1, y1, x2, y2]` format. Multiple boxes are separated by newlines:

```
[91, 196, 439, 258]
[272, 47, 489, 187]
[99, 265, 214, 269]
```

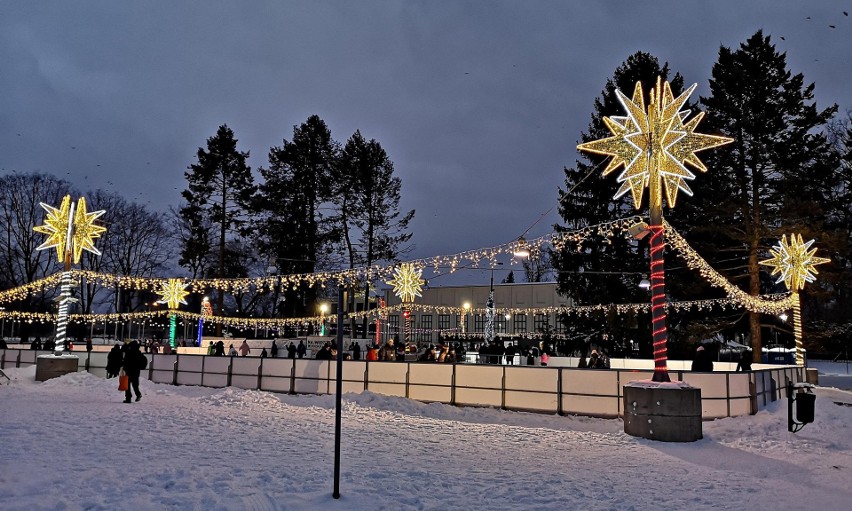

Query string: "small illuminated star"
[387, 263, 424, 303]
[157, 279, 191, 310]
[34, 195, 106, 264]
[578, 77, 733, 209]
[760, 234, 830, 291]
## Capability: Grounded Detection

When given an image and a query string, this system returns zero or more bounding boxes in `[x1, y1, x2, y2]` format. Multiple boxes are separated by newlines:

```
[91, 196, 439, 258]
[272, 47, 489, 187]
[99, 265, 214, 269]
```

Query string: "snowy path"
[1, 367, 851, 510]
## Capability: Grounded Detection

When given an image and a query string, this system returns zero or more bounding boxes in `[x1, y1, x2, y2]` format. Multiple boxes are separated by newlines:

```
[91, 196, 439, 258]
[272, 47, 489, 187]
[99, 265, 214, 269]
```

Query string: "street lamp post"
[462, 302, 471, 335]
[320, 303, 329, 336]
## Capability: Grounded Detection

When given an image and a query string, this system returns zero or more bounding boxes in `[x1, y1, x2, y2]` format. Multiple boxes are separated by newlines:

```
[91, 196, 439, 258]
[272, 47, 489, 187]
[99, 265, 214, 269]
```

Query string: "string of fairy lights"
[663, 220, 797, 314]
[0, 213, 805, 330]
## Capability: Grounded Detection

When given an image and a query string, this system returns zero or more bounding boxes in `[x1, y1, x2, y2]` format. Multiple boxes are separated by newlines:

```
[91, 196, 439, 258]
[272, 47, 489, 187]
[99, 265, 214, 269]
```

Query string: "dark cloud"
[1, 1, 849, 271]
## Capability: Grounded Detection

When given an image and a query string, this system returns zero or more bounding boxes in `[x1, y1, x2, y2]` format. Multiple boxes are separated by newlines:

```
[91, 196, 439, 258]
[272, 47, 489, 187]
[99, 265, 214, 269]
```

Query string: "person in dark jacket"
[270, 340, 279, 358]
[122, 340, 147, 403]
[351, 342, 361, 361]
[297, 340, 307, 359]
[106, 343, 123, 378]
[214, 340, 225, 356]
[287, 342, 297, 359]
[260, 347, 268, 358]
[736, 348, 753, 372]
[691, 346, 714, 372]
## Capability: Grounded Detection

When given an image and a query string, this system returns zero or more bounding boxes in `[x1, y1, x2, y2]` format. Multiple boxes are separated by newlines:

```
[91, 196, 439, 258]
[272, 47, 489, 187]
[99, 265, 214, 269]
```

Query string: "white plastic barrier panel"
[176, 355, 204, 386]
[727, 373, 754, 416]
[202, 356, 230, 388]
[454, 365, 503, 408]
[294, 360, 330, 395]
[230, 357, 262, 390]
[328, 361, 367, 394]
[150, 354, 176, 384]
[562, 369, 621, 417]
[682, 372, 729, 419]
[504, 366, 559, 413]
[408, 363, 453, 403]
[88, 352, 109, 378]
[260, 358, 293, 393]
[367, 362, 408, 398]
[18, 350, 37, 368]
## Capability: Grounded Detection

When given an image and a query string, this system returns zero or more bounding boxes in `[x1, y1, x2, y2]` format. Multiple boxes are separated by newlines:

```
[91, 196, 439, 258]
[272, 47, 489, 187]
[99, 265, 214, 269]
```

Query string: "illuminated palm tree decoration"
[157, 279, 191, 348]
[387, 263, 425, 343]
[577, 77, 732, 382]
[760, 234, 830, 366]
[34, 195, 107, 353]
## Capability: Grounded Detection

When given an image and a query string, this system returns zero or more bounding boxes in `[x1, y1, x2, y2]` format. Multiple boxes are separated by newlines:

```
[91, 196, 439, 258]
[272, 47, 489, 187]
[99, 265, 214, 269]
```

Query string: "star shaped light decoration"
[386, 263, 425, 303]
[577, 77, 733, 209]
[157, 278, 191, 310]
[760, 234, 830, 292]
[34, 195, 107, 264]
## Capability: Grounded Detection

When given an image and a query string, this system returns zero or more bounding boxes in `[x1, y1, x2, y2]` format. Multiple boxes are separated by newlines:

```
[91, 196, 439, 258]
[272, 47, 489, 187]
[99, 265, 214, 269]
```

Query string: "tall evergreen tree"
[334, 130, 414, 334]
[674, 31, 840, 359]
[256, 115, 338, 318]
[554, 52, 686, 355]
[180, 124, 255, 329]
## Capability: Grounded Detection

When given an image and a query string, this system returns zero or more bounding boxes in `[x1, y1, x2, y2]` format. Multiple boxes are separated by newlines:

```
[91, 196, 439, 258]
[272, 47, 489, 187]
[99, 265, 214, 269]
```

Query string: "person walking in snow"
[121, 340, 147, 403]
[106, 343, 123, 378]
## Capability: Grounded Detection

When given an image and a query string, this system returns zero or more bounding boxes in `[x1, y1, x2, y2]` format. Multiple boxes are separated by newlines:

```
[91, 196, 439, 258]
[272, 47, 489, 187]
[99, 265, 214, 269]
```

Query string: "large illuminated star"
[33, 195, 73, 262]
[157, 278, 191, 310]
[760, 234, 830, 292]
[577, 77, 733, 209]
[387, 263, 424, 303]
[34, 195, 107, 264]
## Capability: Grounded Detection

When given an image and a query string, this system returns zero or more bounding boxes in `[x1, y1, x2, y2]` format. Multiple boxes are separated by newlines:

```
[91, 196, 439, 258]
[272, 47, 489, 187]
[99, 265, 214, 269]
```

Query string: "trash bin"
[796, 392, 816, 424]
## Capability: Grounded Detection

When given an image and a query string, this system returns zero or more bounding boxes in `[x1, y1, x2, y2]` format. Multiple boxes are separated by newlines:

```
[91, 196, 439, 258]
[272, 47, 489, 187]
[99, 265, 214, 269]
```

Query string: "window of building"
[388, 315, 400, 338]
[534, 313, 549, 334]
[513, 313, 527, 333]
[438, 314, 451, 332]
[496, 314, 508, 333]
[474, 314, 486, 333]
[421, 314, 433, 343]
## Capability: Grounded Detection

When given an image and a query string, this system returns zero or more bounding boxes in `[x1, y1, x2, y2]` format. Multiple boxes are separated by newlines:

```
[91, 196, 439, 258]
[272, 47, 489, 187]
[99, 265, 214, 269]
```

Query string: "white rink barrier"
[0, 349, 801, 420]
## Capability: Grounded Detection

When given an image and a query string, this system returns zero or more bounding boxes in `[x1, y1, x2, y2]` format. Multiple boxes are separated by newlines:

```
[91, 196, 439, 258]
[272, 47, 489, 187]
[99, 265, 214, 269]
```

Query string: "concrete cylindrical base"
[806, 368, 819, 385]
[35, 355, 79, 382]
[624, 385, 703, 442]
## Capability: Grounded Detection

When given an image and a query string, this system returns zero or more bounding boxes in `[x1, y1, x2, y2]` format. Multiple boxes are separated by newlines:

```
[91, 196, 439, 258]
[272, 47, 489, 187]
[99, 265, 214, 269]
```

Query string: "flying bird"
[844, 11, 848, 16]
[805, 16, 811, 20]
[780, 36, 786, 40]
[829, 25, 836, 28]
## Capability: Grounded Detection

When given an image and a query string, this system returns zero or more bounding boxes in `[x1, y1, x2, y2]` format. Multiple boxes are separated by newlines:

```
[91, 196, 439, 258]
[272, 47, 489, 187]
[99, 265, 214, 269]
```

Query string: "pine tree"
[256, 115, 338, 318]
[675, 31, 840, 359]
[180, 124, 255, 329]
[334, 129, 414, 334]
[554, 52, 686, 356]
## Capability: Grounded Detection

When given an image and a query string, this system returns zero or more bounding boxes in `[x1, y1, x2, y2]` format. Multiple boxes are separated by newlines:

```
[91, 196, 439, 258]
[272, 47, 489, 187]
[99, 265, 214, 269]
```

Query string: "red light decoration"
[649, 225, 670, 381]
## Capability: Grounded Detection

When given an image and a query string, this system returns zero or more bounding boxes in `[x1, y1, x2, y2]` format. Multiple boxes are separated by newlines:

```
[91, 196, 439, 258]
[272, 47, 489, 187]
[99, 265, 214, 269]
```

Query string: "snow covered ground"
[1, 365, 851, 511]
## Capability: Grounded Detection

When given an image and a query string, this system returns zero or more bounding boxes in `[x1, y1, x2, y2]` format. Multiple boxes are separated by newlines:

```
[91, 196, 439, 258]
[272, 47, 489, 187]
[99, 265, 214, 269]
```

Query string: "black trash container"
[796, 392, 816, 424]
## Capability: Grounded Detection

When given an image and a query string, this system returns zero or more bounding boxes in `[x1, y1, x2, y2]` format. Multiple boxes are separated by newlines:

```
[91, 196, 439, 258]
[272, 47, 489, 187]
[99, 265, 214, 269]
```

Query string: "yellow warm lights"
[157, 278, 191, 310]
[34, 195, 106, 264]
[577, 77, 733, 209]
[387, 263, 424, 303]
[760, 234, 830, 292]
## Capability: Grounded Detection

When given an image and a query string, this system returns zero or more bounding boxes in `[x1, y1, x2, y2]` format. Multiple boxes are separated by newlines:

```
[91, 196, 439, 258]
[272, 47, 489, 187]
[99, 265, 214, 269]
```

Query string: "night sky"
[1, 1, 849, 283]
